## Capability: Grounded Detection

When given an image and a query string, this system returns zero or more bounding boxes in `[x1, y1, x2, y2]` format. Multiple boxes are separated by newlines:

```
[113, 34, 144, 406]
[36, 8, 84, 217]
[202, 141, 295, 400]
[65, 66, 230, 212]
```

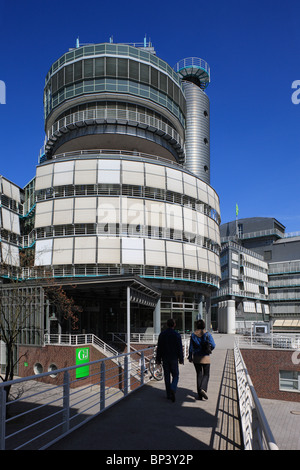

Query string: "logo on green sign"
[76, 347, 90, 378]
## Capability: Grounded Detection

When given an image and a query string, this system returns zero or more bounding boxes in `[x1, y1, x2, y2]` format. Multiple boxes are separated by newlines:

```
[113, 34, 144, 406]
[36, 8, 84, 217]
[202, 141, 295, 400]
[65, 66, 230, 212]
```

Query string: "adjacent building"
[214, 217, 300, 333]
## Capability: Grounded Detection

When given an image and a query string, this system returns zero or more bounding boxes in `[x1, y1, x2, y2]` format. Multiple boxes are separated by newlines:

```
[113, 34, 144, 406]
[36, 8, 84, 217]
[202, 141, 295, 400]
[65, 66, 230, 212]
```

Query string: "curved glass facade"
[44, 44, 186, 126]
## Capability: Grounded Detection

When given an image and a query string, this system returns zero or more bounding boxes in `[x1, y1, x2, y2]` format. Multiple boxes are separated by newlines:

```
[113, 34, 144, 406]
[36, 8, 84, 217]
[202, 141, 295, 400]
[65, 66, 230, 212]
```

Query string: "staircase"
[44, 333, 146, 374]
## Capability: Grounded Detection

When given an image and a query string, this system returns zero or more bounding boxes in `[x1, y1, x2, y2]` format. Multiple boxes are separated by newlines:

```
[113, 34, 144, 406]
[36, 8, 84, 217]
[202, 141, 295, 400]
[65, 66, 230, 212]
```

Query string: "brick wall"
[18, 344, 144, 390]
[241, 349, 300, 402]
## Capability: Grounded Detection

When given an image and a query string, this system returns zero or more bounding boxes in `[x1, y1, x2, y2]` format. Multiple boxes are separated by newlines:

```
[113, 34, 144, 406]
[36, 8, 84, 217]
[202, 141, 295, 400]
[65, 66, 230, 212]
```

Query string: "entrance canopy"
[54, 274, 161, 306]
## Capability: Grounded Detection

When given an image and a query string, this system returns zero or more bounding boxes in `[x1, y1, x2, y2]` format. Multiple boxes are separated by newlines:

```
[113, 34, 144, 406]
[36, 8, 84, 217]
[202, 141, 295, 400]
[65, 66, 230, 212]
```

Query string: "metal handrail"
[44, 333, 120, 358]
[234, 339, 279, 450]
[0, 346, 153, 450]
[48, 108, 183, 149]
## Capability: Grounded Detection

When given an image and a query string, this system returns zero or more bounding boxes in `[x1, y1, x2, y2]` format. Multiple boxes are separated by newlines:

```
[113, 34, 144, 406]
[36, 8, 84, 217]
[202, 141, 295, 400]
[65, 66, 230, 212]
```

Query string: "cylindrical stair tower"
[174, 57, 211, 183]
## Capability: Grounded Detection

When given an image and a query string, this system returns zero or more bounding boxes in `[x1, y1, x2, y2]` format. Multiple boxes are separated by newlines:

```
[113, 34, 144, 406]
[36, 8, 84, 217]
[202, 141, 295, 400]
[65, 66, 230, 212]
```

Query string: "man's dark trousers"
[162, 359, 179, 398]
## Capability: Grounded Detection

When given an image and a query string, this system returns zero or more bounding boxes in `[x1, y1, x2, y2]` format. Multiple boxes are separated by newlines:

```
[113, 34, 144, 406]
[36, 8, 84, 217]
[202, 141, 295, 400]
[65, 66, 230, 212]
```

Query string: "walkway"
[49, 334, 243, 450]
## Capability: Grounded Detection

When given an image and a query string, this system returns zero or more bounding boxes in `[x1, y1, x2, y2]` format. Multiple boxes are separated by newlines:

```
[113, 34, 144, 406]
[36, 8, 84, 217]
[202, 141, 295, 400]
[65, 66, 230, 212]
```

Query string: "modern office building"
[214, 217, 300, 333]
[0, 40, 221, 350]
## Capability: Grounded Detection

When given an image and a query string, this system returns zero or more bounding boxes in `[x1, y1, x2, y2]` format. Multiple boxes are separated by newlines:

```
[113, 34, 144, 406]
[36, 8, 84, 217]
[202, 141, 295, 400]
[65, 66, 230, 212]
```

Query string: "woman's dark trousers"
[194, 363, 210, 394]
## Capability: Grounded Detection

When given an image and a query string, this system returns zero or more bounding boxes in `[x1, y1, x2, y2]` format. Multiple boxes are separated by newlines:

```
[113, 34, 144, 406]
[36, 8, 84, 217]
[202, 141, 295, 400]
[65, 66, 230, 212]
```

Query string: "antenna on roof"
[76, 37, 80, 48]
[144, 34, 147, 47]
[109, 35, 113, 43]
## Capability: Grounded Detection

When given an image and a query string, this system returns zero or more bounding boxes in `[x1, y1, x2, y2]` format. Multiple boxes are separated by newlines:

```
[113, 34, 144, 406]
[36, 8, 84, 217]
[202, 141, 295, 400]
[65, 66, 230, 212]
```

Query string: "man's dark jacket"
[156, 328, 184, 364]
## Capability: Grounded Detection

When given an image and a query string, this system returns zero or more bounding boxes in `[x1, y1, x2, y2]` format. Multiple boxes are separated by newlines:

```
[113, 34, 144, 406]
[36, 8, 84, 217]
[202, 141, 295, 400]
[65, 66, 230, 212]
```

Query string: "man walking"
[156, 318, 184, 402]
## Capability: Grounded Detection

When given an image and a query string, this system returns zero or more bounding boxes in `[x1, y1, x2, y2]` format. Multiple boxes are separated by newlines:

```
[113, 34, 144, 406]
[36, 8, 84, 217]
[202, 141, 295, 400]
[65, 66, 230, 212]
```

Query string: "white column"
[227, 299, 236, 334]
[153, 298, 161, 336]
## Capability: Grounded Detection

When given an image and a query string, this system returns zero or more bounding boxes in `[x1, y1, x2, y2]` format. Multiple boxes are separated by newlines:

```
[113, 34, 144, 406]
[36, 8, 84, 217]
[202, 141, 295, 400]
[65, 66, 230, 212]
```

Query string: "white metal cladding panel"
[122, 161, 144, 185]
[144, 200, 165, 227]
[145, 163, 166, 189]
[166, 241, 183, 268]
[183, 243, 198, 270]
[53, 198, 73, 225]
[207, 250, 221, 277]
[166, 204, 183, 230]
[232, 282, 239, 293]
[121, 198, 144, 225]
[183, 207, 197, 234]
[207, 218, 220, 244]
[166, 168, 183, 193]
[98, 197, 120, 223]
[74, 159, 97, 184]
[1, 208, 20, 234]
[35, 200, 53, 228]
[208, 188, 220, 214]
[196, 212, 208, 238]
[53, 161, 74, 186]
[98, 237, 120, 263]
[98, 160, 121, 184]
[52, 237, 73, 264]
[145, 239, 166, 266]
[2, 179, 21, 203]
[256, 303, 262, 313]
[122, 237, 144, 264]
[196, 179, 209, 205]
[1, 242, 20, 266]
[183, 173, 198, 198]
[35, 164, 54, 190]
[244, 253, 268, 271]
[197, 247, 209, 272]
[34, 239, 53, 266]
[74, 236, 96, 264]
[243, 301, 256, 313]
[74, 197, 97, 223]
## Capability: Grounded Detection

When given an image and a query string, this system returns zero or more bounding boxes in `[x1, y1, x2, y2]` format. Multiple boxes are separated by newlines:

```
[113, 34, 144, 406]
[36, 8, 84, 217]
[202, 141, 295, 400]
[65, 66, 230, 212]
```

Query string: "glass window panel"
[168, 77, 173, 99]
[117, 44, 129, 55]
[117, 58, 128, 78]
[140, 63, 149, 84]
[159, 72, 167, 93]
[129, 59, 139, 81]
[65, 64, 73, 84]
[173, 84, 179, 104]
[84, 59, 94, 78]
[106, 57, 117, 76]
[95, 57, 105, 77]
[74, 61, 82, 81]
[151, 67, 158, 88]
[57, 69, 64, 90]
[51, 74, 58, 94]
[83, 45, 95, 56]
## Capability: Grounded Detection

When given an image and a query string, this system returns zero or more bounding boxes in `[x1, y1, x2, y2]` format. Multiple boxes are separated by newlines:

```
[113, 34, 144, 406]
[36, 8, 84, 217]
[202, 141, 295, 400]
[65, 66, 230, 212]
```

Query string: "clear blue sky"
[1, 0, 300, 233]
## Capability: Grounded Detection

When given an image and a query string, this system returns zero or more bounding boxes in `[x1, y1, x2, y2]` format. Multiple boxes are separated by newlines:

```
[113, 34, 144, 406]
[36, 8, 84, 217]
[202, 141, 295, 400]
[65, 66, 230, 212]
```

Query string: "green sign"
[76, 347, 90, 379]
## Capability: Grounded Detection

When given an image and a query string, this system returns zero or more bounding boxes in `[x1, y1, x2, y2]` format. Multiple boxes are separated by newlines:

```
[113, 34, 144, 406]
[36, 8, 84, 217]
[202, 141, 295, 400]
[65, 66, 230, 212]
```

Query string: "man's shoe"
[200, 389, 208, 400]
[170, 390, 176, 402]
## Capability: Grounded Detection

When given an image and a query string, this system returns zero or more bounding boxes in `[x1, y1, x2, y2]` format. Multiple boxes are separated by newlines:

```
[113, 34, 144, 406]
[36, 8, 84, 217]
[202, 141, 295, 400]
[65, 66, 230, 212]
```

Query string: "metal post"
[0, 387, 6, 450]
[127, 286, 130, 354]
[100, 361, 105, 411]
[140, 351, 145, 386]
[62, 371, 70, 434]
[124, 356, 128, 396]
[127, 286, 131, 392]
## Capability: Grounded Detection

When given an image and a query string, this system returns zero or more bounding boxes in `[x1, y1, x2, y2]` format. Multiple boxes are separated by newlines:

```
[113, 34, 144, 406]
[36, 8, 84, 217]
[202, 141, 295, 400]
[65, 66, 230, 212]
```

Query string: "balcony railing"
[46, 108, 184, 152]
[234, 339, 279, 450]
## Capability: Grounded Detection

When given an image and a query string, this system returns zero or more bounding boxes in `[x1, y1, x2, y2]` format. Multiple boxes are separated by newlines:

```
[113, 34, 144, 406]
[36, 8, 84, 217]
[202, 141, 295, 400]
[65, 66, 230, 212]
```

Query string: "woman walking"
[188, 319, 216, 400]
